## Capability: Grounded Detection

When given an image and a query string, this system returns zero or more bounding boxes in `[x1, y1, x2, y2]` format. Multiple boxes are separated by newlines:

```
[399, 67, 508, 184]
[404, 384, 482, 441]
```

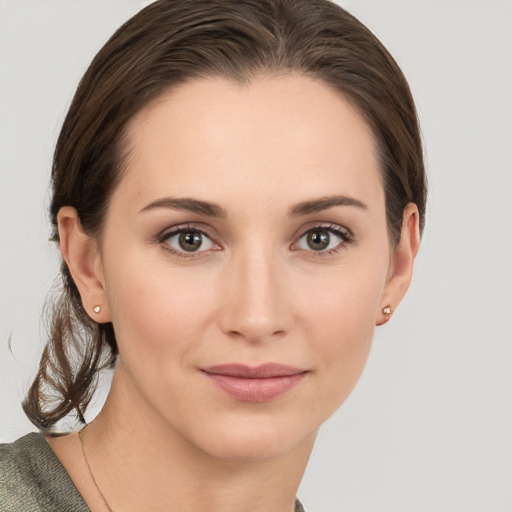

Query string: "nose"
[218, 246, 291, 343]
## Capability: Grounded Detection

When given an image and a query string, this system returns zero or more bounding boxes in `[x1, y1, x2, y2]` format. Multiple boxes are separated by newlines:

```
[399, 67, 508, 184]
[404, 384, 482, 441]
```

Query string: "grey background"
[1, 1, 511, 510]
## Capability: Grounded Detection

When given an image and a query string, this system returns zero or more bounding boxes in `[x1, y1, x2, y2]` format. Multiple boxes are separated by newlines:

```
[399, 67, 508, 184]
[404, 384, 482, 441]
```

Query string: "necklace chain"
[78, 428, 115, 512]
[78, 427, 302, 512]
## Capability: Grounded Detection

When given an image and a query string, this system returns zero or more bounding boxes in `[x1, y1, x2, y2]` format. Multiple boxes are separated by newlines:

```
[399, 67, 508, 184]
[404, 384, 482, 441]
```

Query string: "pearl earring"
[382, 306, 392, 316]
[93, 305, 101, 314]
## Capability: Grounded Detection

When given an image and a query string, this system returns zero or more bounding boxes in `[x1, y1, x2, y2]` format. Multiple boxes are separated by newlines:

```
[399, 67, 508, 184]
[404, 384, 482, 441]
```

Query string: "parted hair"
[23, 0, 426, 430]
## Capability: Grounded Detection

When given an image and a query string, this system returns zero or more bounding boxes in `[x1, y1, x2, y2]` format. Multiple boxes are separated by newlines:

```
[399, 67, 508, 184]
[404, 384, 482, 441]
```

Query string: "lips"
[201, 363, 308, 402]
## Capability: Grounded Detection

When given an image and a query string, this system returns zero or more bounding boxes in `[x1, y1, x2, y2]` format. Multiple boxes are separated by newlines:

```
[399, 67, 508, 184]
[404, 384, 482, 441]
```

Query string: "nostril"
[227, 329, 287, 340]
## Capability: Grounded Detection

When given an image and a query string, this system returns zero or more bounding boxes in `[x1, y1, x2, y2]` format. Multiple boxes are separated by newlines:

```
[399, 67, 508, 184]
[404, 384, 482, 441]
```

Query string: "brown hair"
[23, 0, 426, 430]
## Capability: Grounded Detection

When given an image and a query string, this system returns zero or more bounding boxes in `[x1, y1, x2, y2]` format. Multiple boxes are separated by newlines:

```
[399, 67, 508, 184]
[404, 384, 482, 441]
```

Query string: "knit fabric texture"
[0, 433, 88, 511]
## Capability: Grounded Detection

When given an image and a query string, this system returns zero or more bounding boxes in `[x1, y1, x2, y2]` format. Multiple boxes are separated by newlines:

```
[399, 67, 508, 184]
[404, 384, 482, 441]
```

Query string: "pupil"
[307, 231, 330, 251]
[179, 232, 202, 252]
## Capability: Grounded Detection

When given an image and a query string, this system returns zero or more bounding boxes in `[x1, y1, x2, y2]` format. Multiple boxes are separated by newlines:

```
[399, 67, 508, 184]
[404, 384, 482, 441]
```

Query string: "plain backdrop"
[1, 1, 511, 511]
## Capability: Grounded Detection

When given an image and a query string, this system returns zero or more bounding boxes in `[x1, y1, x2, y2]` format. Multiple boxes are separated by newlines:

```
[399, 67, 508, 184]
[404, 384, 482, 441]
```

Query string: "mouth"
[201, 363, 308, 402]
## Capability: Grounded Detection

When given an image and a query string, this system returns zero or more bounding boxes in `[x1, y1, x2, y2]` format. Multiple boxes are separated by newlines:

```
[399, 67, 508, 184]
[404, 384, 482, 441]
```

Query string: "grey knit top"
[0, 433, 306, 511]
[0, 433, 89, 512]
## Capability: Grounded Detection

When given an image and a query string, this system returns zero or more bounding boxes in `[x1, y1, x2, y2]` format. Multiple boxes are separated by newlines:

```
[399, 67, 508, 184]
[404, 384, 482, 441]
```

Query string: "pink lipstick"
[201, 363, 307, 402]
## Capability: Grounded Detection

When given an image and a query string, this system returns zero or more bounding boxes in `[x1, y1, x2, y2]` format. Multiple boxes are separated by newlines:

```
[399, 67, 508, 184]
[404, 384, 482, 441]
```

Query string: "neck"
[82, 364, 315, 512]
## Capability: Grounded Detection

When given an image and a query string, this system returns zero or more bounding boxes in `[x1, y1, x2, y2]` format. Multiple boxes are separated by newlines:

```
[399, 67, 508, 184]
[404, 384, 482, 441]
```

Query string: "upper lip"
[202, 363, 307, 379]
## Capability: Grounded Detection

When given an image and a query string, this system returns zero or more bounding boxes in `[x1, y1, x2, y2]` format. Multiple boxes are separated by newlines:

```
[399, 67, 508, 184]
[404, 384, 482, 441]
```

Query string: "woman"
[0, 0, 426, 510]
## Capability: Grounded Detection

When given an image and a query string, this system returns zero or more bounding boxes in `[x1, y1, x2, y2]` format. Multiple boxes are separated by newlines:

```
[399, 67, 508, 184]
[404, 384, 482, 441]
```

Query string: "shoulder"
[0, 433, 89, 512]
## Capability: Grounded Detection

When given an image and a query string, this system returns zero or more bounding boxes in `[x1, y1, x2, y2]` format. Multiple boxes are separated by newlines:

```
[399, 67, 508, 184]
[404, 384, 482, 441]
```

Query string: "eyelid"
[291, 223, 354, 255]
[157, 223, 221, 257]
[154, 221, 354, 258]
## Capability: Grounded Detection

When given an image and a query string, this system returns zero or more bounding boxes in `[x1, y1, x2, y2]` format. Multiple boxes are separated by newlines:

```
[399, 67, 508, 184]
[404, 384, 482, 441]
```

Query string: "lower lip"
[204, 373, 307, 402]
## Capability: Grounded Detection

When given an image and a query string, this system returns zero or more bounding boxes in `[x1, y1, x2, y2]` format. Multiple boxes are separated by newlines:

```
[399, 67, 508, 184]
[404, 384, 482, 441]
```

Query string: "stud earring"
[93, 305, 101, 314]
[376, 305, 393, 326]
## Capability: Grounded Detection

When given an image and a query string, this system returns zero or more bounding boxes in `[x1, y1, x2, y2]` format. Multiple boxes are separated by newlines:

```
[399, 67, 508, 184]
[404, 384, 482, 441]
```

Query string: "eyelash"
[158, 224, 218, 258]
[295, 224, 354, 257]
[157, 223, 354, 258]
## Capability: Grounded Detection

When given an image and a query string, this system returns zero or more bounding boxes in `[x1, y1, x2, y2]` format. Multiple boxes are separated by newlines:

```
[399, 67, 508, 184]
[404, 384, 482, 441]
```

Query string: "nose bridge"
[219, 241, 288, 342]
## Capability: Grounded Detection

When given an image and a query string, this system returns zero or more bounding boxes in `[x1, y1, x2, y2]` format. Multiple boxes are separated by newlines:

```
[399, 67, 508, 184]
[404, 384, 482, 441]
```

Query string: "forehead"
[117, 74, 383, 212]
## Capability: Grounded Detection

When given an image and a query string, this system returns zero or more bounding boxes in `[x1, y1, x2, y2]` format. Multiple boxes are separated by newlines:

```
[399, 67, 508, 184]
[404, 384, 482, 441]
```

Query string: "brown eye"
[294, 225, 352, 254]
[306, 230, 330, 251]
[178, 232, 203, 252]
[163, 229, 215, 254]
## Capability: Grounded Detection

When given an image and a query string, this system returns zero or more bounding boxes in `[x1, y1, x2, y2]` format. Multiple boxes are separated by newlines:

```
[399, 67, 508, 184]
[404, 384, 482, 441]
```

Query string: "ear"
[376, 202, 420, 326]
[57, 206, 111, 323]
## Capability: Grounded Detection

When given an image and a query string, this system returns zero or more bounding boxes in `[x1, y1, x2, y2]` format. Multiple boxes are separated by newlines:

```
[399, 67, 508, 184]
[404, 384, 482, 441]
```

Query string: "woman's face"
[85, 75, 408, 460]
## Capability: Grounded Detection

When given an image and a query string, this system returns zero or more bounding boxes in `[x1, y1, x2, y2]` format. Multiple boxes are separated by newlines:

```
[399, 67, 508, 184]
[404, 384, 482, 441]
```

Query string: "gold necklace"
[78, 428, 303, 512]
[78, 428, 115, 512]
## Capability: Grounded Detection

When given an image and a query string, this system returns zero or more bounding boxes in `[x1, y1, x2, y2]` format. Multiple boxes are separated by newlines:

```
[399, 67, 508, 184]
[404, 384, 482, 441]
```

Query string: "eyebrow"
[139, 197, 227, 217]
[289, 195, 367, 216]
[139, 194, 367, 218]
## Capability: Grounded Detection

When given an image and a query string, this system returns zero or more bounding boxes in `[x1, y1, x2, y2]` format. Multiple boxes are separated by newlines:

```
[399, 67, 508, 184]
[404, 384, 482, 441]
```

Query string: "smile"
[201, 364, 308, 402]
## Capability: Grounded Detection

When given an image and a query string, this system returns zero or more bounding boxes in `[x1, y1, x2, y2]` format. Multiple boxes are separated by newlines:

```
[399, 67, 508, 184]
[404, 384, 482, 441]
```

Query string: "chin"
[184, 414, 318, 462]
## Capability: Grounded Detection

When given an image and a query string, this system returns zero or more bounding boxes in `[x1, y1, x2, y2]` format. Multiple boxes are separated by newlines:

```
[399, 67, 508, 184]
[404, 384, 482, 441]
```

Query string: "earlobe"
[375, 305, 393, 327]
[57, 206, 111, 322]
[376, 203, 420, 326]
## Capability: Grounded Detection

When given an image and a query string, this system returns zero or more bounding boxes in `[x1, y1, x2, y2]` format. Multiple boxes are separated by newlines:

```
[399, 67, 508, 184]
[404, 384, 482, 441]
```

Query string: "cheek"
[103, 253, 215, 362]
[308, 285, 376, 367]
[301, 260, 384, 343]
[298, 262, 386, 412]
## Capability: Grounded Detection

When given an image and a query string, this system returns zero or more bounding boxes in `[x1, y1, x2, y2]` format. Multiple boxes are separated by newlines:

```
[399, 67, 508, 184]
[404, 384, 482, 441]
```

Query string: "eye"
[163, 228, 216, 254]
[294, 225, 352, 253]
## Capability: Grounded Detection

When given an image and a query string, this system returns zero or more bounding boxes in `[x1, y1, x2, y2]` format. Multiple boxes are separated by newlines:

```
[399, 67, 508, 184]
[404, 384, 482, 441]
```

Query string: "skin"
[48, 74, 419, 512]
